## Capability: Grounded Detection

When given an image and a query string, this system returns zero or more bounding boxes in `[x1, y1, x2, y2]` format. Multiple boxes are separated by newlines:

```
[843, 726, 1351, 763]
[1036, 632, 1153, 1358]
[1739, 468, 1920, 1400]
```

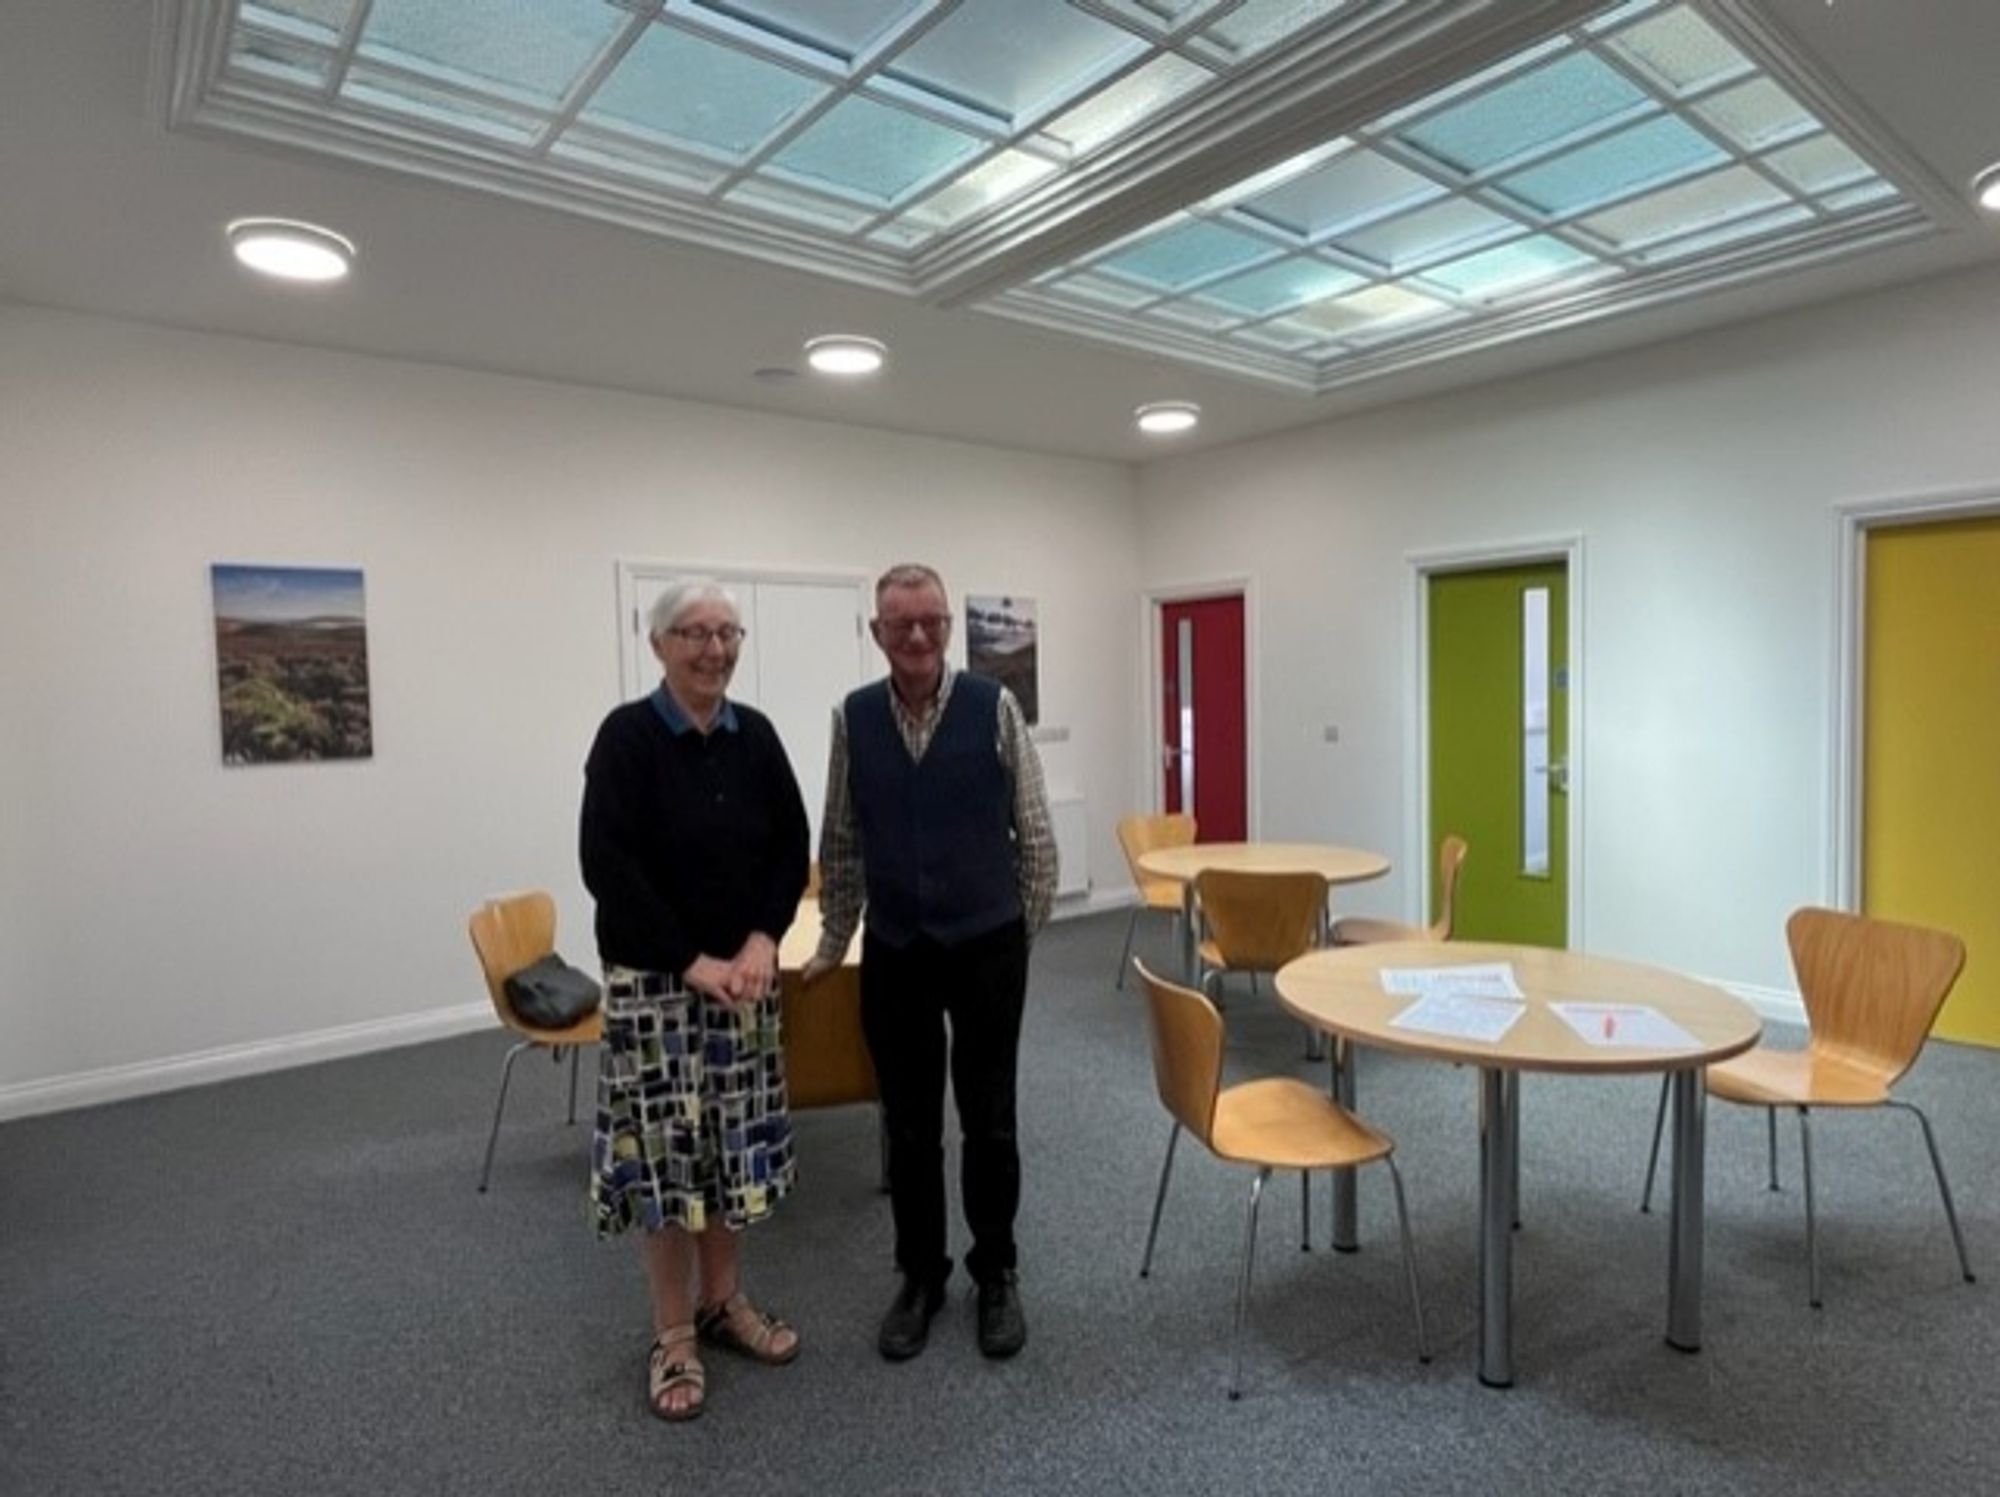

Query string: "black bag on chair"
[503, 954, 601, 1029]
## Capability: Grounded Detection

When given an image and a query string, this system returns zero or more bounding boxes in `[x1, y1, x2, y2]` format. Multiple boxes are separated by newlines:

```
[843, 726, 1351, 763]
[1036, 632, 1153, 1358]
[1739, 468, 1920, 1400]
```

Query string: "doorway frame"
[1406, 534, 1587, 945]
[615, 559, 872, 702]
[1829, 484, 2000, 909]
[1140, 575, 1259, 836]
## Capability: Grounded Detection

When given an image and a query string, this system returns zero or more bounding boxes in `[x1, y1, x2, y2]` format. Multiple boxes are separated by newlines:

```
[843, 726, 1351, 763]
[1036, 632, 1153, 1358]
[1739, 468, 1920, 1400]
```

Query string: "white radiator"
[1049, 796, 1089, 897]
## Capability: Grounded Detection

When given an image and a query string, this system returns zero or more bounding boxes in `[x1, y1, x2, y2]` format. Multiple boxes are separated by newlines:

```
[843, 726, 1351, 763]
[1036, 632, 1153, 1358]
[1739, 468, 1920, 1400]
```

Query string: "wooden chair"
[1131, 960, 1428, 1397]
[1639, 906, 1975, 1306]
[467, 891, 602, 1194]
[1195, 867, 1327, 1054]
[1114, 812, 1196, 988]
[1331, 834, 1468, 946]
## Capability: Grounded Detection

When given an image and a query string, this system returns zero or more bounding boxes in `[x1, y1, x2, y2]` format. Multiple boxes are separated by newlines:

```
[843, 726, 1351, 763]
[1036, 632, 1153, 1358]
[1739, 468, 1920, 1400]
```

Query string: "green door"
[1428, 561, 1568, 947]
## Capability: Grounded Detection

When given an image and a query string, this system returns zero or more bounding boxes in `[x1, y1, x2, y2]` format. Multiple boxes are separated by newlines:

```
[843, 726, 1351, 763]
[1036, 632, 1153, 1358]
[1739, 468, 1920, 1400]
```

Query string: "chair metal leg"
[1300, 1170, 1312, 1252]
[1887, 1099, 1977, 1284]
[1384, 1157, 1431, 1363]
[565, 1043, 583, 1125]
[1116, 906, 1142, 988]
[1798, 1106, 1821, 1308]
[1139, 1123, 1183, 1278]
[1230, 1169, 1271, 1400]
[477, 1039, 536, 1193]
[1639, 1074, 1670, 1214]
[1766, 1105, 1780, 1191]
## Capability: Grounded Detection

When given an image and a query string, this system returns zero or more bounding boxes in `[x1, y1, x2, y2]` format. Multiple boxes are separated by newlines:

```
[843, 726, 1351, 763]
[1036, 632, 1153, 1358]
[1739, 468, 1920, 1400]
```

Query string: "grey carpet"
[3, 911, 1995, 1496]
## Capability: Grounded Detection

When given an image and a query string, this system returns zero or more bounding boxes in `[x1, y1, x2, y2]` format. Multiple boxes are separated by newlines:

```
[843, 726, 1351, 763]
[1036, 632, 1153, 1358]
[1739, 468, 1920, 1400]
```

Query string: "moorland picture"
[212, 564, 372, 765]
[966, 594, 1039, 726]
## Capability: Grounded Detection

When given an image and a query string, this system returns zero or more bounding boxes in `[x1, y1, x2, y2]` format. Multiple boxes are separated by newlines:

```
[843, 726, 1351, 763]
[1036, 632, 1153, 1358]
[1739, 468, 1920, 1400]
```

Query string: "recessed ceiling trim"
[983, 290, 1317, 392]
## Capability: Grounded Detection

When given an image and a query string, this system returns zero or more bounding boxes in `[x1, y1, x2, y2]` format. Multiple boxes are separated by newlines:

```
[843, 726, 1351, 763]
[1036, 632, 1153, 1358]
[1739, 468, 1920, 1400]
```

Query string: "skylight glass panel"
[691, 0, 925, 62]
[1395, 52, 1648, 176]
[240, 0, 354, 42]
[1196, 257, 1365, 314]
[1092, 218, 1277, 289]
[1631, 202, 1812, 263]
[342, 67, 541, 143]
[1601, 5, 1750, 96]
[1822, 179, 1898, 213]
[898, 150, 1059, 231]
[883, 0, 1143, 125]
[1692, 77, 1816, 152]
[1286, 282, 1449, 337]
[1040, 54, 1214, 156]
[1043, 273, 1158, 310]
[1088, 0, 1228, 35]
[1764, 135, 1874, 196]
[1189, 0, 1354, 68]
[1330, 198, 1516, 271]
[356, 0, 624, 104]
[1234, 148, 1442, 239]
[582, 24, 826, 158]
[769, 95, 985, 204]
[1577, 164, 1790, 250]
[1495, 114, 1726, 216]
[1418, 236, 1600, 301]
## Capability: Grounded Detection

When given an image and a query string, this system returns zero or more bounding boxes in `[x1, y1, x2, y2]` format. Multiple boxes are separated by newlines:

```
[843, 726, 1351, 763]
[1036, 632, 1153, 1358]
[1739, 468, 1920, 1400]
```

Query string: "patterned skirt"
[589, 966, 796, 1238]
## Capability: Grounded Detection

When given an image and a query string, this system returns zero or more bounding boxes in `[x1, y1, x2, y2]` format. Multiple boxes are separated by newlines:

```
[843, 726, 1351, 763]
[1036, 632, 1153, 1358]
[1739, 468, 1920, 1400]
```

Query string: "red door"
[1159, 594, 1247, 842]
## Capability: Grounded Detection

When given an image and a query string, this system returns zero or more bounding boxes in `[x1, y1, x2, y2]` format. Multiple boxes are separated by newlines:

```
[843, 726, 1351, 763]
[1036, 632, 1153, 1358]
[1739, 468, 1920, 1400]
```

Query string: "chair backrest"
[1429, 835, 1470, 941]
[468, 891, 558, 1027]
[1787, 906, 1966, 1085]
[1117, 812, 1197, 881]
[1132, 960, 1223, 1147]
[1195, 868, 1326, 971]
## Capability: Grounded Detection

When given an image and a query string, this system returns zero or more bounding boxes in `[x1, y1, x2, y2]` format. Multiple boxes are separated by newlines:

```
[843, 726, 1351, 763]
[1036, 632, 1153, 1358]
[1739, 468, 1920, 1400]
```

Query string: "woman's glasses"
[667, 624, 746, 648]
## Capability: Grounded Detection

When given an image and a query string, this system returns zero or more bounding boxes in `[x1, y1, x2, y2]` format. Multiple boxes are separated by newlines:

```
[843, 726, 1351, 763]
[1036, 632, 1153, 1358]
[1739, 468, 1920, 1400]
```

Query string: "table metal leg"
[1178, 883, 1199, 987]
[1331, 1036, 1360, 1253]
[1505, 1071, 1521, 1231]
[1666, 1067, 1706, 1352]
[1479, 1066, 1516, 1387]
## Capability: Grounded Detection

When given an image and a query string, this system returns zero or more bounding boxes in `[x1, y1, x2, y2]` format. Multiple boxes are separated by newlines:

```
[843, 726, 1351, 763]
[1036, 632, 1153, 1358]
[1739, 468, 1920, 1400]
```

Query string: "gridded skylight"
[1005, 0, 1918, 378]
[189, 0, 1931, 391]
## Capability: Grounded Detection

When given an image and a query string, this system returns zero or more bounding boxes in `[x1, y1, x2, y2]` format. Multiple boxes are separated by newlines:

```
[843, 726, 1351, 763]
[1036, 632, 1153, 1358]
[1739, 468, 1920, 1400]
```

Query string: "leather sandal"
[648, 1325, 706, 1422]
[696, 1291, 801, 1365]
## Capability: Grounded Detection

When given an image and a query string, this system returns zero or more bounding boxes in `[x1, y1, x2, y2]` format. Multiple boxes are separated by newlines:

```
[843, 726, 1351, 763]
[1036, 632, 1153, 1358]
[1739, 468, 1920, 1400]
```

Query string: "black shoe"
[878, 1276, 946, 1362]
[976, 1272, 1027, 1360]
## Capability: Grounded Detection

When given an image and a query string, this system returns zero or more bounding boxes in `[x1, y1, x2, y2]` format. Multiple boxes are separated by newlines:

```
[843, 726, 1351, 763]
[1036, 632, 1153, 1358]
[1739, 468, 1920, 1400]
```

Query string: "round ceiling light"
[1974, 164, 2000, 213]
[803, 334, 887, 376]
[1135, 400, 1201, 436]
[226, 218, 356, 283]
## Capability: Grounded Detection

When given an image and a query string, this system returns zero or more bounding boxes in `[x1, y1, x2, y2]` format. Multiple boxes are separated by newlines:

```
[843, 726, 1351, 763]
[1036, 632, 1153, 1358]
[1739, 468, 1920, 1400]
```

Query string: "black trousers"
[859, 918, 1029, 1288]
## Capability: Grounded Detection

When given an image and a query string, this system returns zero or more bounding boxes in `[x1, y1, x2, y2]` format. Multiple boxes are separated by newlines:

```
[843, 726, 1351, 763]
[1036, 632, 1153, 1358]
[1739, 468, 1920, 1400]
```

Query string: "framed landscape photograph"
[966, 594, 1039, 726]
[211, 564, 373, 765]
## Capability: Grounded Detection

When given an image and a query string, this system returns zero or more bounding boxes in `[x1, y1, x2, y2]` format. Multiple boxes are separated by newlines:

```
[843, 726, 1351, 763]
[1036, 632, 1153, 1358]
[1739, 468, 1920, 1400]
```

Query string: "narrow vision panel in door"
[1864, 516, 2000, 1046]
[1428, 562, 1567, 946]
[1160, 595, 1247, 842]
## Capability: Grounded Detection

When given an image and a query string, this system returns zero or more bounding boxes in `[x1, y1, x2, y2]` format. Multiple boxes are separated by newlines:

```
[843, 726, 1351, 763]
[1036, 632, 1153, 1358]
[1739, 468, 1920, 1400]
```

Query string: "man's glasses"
[666, 624, 746, 648]
[876, 614, 953, 640]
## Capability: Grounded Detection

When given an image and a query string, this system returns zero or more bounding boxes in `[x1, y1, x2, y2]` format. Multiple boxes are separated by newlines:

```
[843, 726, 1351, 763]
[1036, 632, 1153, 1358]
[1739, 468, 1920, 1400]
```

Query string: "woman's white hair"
[646, 576, 740, 640]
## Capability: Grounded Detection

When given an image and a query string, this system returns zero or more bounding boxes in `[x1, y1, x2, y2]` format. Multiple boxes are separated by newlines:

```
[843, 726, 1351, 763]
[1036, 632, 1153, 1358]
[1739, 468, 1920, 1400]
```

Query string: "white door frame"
[1406, 535, 1587, 942]
[1139, 576, 1259, 836]
[1829, 485, 2000, 909]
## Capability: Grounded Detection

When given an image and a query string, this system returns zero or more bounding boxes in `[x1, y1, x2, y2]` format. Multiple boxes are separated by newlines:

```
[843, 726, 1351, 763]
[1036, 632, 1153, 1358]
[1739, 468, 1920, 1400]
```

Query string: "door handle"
[1549, 759, 1570, 794]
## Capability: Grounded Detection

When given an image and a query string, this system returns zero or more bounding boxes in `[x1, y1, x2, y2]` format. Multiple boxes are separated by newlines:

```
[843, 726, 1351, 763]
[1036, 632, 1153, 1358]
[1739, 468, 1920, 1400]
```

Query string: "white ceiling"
[4, 1, 1997, 463]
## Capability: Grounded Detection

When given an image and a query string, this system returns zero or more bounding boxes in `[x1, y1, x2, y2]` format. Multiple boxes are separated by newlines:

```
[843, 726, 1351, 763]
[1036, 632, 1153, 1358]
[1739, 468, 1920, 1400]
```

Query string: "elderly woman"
[580, 577, 810, 1422]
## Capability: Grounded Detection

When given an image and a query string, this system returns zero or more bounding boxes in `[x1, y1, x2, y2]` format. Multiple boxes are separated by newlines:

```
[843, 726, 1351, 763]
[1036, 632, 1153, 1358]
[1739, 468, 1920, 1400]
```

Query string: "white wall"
[0, 306, 1142, 1111]
[1136, 261, 2000, 999]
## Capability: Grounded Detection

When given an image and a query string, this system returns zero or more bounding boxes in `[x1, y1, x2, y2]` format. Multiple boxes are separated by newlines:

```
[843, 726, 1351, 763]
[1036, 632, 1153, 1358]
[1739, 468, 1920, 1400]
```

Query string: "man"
[803, 563, 1057, 1362]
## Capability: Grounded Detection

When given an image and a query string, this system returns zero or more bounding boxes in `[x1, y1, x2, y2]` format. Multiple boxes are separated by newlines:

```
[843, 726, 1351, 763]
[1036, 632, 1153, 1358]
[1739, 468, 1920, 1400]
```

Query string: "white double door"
[619, 564, 872, 848]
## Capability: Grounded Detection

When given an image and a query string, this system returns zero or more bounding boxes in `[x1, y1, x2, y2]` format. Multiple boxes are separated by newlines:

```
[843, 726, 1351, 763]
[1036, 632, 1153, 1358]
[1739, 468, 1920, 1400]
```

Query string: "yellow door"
[1863, 514, 2000, 1046]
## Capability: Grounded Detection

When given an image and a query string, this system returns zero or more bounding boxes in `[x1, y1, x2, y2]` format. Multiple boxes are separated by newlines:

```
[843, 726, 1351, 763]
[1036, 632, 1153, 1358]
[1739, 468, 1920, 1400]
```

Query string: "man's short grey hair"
[875, 563, 947, 603]
[647, 577, 740, 640]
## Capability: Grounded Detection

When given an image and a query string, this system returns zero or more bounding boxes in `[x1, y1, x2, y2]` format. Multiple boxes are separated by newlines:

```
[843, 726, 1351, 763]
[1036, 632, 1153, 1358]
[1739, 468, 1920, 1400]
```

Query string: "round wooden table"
[1277, 940, 1760, 1387]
